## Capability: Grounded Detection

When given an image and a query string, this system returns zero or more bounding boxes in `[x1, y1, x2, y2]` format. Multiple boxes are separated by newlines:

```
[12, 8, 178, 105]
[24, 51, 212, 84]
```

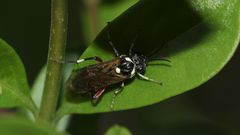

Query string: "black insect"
[68, 22, 170, 109]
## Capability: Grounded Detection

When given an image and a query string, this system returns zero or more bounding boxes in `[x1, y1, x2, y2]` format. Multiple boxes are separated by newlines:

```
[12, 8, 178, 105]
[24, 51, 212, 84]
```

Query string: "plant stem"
[36, 0, 68, 125]
[84, 0, 100, 41]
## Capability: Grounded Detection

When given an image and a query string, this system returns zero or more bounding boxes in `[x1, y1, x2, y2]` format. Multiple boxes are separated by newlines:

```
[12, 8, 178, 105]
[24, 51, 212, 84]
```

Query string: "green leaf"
[58, 0, 240, 115]
[0, 39, 36, 112]
[105, 125, 132, 135]
[0, 116, 62, 135]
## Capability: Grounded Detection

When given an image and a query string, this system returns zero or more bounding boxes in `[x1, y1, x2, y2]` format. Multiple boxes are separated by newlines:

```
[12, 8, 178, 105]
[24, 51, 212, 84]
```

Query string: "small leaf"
[0, 116, 62, 135]
[58, 0, 240, 115]
[31, 66, 46, 109]
[0, 39, 36, 112]
[105, 125, 132, 135]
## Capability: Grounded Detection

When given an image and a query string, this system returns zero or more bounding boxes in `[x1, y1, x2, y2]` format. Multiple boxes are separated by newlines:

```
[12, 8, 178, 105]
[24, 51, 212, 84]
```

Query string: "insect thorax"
[115, 53, 147, 78]
[115, 55, 136, 78]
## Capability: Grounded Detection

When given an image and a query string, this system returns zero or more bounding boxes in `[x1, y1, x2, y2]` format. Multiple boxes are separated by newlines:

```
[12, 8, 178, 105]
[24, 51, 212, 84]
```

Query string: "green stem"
[84, 0, 100, 41]
[36, 0, 68, 125]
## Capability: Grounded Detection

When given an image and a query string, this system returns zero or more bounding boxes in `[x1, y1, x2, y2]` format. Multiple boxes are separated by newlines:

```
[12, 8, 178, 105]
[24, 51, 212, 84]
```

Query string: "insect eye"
[132, 53, 147, 74]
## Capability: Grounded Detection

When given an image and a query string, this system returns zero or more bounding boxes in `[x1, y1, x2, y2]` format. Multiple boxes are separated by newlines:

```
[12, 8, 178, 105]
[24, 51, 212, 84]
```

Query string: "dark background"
[0, 0, 239, 135]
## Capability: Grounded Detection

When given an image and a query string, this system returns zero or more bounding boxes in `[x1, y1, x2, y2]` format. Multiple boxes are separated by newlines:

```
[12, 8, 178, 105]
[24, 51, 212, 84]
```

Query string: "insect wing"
[68, 58, 127, 94]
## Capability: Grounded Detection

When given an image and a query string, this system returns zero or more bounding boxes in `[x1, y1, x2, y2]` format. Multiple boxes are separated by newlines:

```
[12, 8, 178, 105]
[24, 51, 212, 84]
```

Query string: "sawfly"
[67, 22, 170, 109]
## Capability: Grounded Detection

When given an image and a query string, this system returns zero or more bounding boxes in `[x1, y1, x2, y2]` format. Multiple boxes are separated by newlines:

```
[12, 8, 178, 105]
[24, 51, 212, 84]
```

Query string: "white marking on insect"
[130, 59, 136, 78]
[125, 57, 133, 62]
[130, 66, 136, 78]
[124, 57, 136, 78]
[76, 59, 85, 63]
[115, 67, 121, 74]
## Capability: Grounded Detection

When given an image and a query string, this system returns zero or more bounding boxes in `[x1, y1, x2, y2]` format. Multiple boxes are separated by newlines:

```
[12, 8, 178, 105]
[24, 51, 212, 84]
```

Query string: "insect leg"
[75, 56, 103, 64]
[137, 73, 162, 85]
[93, 87, 106, 100]
[110, 82, 124, 110]
[107, 22, 119, 56]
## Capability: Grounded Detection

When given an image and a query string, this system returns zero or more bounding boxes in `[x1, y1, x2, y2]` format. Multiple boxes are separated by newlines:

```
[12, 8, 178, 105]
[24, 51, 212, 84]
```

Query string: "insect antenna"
[129, 33, 139, 56]
[147, 46, 163, 60]
[107, 22, 120, 56]
[146, 43, 171, 63]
